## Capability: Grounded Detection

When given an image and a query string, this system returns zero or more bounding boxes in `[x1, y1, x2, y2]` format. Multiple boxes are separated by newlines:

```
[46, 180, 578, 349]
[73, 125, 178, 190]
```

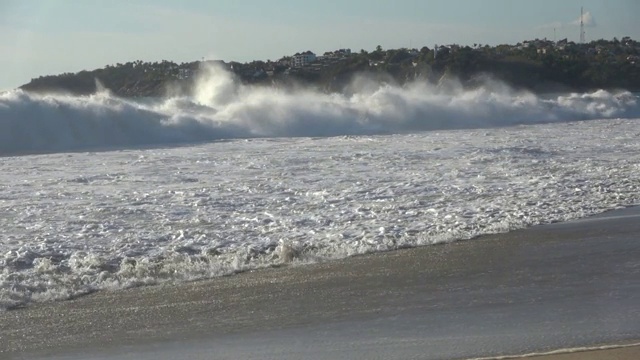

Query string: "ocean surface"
[1, 67, 639, 310]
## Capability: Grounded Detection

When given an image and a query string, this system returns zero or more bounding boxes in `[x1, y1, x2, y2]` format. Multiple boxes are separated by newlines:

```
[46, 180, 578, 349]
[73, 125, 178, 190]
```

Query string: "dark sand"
[1, 207, 639, 359]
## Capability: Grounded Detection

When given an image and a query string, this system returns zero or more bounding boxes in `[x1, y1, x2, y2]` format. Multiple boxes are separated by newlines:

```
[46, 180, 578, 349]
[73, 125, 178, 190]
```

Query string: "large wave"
[1, 65, 638, 155]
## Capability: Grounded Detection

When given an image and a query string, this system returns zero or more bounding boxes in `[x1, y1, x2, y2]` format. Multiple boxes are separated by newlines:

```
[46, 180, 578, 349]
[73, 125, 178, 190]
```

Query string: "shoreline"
[2, 206, 639, 359]
[470, 342, 640, 359]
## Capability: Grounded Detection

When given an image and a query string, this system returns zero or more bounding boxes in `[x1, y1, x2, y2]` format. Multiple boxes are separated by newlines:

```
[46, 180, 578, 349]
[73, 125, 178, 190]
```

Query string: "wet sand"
[1, 206, 639, 359]
[526, 345, 640, 359]
[468, 343, 640, 359]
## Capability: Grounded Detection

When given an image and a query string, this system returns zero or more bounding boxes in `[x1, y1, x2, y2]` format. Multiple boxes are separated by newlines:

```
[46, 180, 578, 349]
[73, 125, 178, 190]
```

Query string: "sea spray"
[1, 63, 638, 155]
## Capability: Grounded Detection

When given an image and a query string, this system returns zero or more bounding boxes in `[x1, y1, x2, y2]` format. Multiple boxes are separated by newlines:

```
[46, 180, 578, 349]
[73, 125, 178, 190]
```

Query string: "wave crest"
[1, 65, 638, 155]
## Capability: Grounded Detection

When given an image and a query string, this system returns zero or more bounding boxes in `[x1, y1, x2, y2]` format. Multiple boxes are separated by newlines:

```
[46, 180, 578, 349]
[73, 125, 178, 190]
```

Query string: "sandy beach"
[1, 206, 639, 359]
[523, 345, 640, 359]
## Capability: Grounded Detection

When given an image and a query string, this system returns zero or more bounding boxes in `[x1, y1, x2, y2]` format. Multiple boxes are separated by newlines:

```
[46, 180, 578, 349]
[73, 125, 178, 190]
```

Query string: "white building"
[292, 51, 317, 67]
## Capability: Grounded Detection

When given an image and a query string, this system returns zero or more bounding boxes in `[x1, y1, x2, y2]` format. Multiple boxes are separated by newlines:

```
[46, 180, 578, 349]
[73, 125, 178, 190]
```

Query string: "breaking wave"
[1, 64, 639, 155]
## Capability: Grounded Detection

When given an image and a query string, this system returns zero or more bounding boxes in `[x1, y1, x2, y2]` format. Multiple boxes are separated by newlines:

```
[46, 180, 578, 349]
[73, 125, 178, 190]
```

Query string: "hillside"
[19, 38, 640, 97]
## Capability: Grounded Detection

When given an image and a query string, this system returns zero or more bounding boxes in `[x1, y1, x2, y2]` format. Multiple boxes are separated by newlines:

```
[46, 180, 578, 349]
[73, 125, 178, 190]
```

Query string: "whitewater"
[1, 65, 639, 309]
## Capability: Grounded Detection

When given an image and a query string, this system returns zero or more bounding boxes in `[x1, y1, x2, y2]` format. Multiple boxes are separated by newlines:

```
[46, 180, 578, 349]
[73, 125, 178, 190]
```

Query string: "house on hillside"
[555, 38, 568, 51]
[177, 68, 193, 80]
[292, 51, 317, 67]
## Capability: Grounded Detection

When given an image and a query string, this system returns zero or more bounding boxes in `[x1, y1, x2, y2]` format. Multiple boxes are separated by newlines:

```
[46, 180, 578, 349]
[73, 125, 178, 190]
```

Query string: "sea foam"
[1, 65, 640, 310]
[1, 64, 638, 155]
[1, 116, 639, 309]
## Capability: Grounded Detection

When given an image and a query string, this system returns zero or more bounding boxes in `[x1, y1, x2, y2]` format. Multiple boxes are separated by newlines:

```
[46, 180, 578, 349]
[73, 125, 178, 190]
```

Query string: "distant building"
[277, 57, 292, 67]
[292, 51, 317, 67]
[333, 48, 351, 57]
[177, 68, 193, 80]
[555, 38, 568, 49]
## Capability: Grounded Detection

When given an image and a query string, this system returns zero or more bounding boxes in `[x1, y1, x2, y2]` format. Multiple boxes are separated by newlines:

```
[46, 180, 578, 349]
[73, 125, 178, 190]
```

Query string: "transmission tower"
[580, 7, 586, 44]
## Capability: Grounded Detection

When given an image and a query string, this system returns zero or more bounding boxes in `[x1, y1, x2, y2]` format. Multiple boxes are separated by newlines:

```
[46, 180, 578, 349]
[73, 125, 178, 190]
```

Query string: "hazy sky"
[1, 0, 639, 90]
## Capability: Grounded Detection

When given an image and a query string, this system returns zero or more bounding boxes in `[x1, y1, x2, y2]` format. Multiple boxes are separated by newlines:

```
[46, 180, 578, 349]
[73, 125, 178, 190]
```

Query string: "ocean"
[1, 66, 639, 312]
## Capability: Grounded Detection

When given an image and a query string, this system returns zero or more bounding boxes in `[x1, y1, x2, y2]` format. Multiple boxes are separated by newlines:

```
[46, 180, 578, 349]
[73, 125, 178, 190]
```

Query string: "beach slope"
[1, 207, 639, 359]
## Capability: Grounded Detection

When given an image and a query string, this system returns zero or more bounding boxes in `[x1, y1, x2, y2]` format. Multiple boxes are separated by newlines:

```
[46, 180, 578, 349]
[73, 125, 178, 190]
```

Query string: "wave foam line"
[467, 341, 640, 359]
[1, 64, 638, 155]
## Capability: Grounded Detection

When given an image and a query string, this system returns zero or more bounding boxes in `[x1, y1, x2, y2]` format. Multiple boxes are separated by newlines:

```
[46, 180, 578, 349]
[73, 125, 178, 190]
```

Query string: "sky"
[1, 0, 639, 91]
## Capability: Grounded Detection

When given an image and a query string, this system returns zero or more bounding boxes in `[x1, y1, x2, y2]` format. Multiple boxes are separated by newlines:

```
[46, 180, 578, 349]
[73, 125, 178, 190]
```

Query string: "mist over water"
[1, 65, 638, 155]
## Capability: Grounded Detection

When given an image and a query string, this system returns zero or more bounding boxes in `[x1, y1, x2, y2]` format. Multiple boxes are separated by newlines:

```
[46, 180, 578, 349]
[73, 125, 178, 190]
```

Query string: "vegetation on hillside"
[19, 37, 640, 97]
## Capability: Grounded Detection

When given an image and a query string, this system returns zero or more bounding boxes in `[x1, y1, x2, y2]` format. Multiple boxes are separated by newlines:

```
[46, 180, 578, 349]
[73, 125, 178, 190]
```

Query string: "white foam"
[1, 65, 638, 155]
[2, 66, 640, 308]
[1, 115, 639, 309]
[468, 341, 640, 359]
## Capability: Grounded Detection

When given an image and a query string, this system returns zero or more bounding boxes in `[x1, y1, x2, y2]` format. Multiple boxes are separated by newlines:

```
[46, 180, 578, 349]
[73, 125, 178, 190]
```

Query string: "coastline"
[2, 206, 639, 359]
[470, 342, 640, 359]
